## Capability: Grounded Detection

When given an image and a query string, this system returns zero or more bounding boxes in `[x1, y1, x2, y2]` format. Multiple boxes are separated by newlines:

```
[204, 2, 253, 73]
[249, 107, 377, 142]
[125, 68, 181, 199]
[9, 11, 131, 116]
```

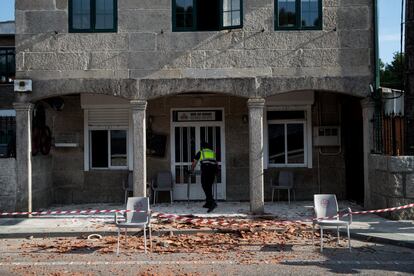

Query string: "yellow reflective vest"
[199, 148, 216, 164]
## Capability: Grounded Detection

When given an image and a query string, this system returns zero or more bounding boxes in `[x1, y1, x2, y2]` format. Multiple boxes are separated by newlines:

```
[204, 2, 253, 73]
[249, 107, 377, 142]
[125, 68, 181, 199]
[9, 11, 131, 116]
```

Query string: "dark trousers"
[201, 164, 217, 207]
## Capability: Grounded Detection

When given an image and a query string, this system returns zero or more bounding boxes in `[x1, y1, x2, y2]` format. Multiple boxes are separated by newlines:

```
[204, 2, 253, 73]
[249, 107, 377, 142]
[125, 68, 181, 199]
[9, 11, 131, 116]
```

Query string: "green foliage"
[380, 52, 404, 90]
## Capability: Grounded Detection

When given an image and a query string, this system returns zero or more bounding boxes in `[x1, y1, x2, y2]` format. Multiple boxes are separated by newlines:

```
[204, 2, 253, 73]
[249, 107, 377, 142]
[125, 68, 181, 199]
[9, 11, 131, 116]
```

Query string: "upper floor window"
[0, 48, 15, 84]
[275, 0, 322, 30]
[0, 110, 16, 158]
[172, 0, 242, 32]
[69, 0, 117, 32]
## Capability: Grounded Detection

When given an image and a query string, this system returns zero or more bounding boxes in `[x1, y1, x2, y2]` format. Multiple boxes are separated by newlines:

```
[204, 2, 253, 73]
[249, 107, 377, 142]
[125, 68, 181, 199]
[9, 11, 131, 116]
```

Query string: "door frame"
[170, 107, 226, 200]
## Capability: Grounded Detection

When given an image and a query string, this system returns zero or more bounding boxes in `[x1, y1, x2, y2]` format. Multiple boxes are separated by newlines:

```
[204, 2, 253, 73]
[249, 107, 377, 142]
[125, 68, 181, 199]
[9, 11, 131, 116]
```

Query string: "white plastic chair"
[313, 194, 352, 252]
[271, 171, 295, 204]
[152, 171, 173, 204]
[114, 197, 152, 255]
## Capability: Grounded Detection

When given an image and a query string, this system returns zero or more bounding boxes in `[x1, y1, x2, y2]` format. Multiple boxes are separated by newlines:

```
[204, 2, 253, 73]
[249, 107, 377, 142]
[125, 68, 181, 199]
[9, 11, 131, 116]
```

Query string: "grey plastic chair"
[114, 197, 152, 255]
[313, 194, 352, 252]
[271, 171, 295, 204]
[123, 171, 133, 204]
[152, 171, 173, 204]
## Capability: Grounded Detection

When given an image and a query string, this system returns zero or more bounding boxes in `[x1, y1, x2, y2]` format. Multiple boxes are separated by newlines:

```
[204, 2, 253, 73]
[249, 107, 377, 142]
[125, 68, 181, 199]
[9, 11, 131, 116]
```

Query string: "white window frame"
[83, 107, 132, 172]
[170, 107, 227, 200]
[264, 105, 313, 169]
[89, 127, 129, 170]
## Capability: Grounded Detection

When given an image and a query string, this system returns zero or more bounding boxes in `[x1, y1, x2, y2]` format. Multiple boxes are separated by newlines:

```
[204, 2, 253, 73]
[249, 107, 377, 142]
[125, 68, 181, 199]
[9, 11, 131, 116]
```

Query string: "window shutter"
[88, 108, 129, 127]
[221, 0, 243, 29]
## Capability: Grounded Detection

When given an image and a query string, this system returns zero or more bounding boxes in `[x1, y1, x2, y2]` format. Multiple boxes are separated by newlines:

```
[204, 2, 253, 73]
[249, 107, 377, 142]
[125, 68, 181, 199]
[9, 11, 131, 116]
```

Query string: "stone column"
[247, 98, 265, 214]
[361, 98, 375, 209]
[131, 100, 147, 197]
[13, 102, 33, 212]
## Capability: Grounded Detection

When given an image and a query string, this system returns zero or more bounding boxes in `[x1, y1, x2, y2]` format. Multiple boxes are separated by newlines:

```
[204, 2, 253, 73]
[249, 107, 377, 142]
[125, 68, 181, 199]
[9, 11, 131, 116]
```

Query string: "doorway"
[170, 109, 226, 200]
[342, 98, 364, 204]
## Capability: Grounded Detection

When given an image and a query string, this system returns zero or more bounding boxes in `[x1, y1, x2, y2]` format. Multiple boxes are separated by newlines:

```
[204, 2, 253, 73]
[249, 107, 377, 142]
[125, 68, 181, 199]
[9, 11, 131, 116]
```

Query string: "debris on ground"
[20, 221, 342, 261]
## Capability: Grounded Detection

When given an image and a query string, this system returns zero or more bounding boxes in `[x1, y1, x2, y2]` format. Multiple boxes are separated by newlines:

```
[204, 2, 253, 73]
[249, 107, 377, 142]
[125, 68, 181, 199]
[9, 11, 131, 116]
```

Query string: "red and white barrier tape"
[1, 203, 413, 228]
[0, 209, 146, 216]
[351, 203, 414, 215]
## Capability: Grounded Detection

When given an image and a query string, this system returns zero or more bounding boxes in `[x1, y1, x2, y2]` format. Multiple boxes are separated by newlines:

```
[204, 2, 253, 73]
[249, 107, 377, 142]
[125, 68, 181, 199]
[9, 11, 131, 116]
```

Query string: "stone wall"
[32, 155, 53, 210]
[0, 158, 16, 211]
[15, 0, 374, 100]
[47, 95, 126, 204]
[369, 154, 414, 219]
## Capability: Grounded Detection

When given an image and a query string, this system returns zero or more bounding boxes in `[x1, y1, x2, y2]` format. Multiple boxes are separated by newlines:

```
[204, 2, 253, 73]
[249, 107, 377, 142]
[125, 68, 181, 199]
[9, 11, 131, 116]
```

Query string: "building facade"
[2, 0, 376, 213]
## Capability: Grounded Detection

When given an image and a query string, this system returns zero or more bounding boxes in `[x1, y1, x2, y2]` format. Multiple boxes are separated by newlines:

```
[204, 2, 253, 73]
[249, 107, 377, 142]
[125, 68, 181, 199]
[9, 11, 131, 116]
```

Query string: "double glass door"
[172, 124, 225, 200]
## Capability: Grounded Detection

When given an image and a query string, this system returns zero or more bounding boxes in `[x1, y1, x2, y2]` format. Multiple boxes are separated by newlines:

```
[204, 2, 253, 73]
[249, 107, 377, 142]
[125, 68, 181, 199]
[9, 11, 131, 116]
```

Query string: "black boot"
[207, 202, 217, 213]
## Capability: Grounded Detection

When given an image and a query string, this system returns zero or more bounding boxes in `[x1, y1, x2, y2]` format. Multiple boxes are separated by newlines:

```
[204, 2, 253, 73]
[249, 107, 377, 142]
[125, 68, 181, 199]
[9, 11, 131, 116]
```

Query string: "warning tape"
[1, 203, 413, 229]
[351, 203, 414, 215]
[0, 209, 146, 216]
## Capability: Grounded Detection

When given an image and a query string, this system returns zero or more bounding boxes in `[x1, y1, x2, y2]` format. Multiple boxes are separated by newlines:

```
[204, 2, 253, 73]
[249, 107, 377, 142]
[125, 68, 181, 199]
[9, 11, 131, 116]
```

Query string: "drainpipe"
[374, 0, 380, 91]
[372, 0, 384, 154]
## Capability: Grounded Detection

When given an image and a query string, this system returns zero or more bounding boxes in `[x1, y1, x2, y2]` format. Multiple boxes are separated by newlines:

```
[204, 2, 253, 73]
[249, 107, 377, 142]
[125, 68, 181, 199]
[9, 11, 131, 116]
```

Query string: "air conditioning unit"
[313, 126, 341, 146]
[14, 79, 32, 92]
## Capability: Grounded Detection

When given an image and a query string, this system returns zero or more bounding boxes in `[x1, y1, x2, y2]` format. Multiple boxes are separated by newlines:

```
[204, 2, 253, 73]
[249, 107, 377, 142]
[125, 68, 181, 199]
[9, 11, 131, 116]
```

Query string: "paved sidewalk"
[0, 201, 413, 248]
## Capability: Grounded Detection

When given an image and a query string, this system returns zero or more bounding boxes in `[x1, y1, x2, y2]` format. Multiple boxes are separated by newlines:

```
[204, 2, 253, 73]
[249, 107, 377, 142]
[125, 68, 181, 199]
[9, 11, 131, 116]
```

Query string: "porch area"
[3, 88, 373, 215]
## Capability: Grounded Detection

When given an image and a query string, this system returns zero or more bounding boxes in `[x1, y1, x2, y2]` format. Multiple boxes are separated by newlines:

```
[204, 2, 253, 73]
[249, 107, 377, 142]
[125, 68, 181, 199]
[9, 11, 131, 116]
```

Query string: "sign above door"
[173, 110, 223, 122]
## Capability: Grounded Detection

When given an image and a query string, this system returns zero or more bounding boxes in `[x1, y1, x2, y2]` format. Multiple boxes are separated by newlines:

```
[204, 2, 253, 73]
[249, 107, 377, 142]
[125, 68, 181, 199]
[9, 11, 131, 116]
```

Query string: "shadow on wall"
[16, 0, 372, 100]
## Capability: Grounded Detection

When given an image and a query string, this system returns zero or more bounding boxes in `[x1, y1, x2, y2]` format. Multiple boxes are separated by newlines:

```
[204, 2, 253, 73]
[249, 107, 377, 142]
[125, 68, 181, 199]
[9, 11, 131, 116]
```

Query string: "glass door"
[173, 126, 196, 187]
[172, 122, 225, 200]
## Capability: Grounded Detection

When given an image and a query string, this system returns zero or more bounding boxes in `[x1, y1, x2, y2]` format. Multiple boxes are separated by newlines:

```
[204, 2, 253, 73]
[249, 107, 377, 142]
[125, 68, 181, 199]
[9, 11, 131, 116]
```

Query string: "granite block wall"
[15, 0, 374, 101]
[369, 154, 414, 219]
[0, 158, 16, 211]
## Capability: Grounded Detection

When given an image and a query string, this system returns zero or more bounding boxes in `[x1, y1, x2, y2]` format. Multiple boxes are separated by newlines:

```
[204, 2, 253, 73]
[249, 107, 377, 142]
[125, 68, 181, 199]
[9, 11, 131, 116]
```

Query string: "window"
[90, 129, 127, 169]
[84, 107, 130, 171]
[0, 110, 16, 158]
[275, 0, 322, 30]
[69, 0, 117, 32]
[267, 110, 308, 167]
[0, 48, 15, 84]
[173, 0, 243, 32]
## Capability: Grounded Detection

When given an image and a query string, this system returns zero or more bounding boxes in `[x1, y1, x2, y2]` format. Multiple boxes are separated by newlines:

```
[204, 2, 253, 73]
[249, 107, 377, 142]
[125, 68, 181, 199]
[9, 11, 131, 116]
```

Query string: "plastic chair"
[114, 197, 152, 255]
[271, 171, 295, 204]
[312, 194, 352, 252]
[152, 171, 173, 204]
[123, 171, 133, 204]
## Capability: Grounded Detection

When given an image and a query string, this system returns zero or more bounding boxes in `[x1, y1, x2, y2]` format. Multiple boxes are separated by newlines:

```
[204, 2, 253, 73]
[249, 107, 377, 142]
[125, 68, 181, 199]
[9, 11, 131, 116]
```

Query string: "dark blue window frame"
[275, 0, 322, 30]
[172, 0, 243, 32]
[0, 47, 15, 84]
[69, 0, 118, 33]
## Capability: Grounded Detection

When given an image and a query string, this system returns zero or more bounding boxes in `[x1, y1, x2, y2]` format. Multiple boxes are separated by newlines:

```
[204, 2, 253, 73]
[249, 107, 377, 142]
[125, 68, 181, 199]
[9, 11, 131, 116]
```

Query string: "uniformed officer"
[191, 141, 218, 213]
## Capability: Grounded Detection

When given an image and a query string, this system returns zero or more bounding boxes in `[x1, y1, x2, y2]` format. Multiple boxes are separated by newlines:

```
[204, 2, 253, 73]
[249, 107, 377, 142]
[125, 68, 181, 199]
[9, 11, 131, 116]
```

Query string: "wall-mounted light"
[242, 115, 248, 124]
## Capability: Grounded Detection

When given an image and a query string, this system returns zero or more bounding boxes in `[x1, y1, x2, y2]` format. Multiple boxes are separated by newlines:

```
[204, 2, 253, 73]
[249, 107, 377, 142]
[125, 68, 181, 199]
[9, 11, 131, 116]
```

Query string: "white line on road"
[0, 260, 413, 267]
[282, 260, 414, 265]
[0, 260, 236, 267]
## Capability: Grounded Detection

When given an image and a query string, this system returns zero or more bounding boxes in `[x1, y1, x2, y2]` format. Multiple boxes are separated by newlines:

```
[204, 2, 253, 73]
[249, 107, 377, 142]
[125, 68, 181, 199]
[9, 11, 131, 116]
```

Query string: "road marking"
[282, 260, 414, 265]
[0, 260, 413, 267]
[0, 260, 236, 267]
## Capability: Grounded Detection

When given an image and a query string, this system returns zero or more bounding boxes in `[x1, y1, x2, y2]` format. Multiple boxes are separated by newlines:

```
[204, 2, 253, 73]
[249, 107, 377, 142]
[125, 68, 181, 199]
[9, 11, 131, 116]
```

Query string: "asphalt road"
[0, 234, 413, 275]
